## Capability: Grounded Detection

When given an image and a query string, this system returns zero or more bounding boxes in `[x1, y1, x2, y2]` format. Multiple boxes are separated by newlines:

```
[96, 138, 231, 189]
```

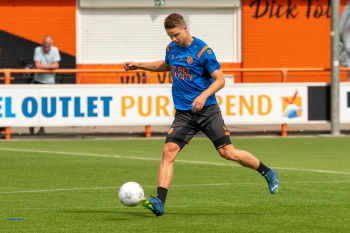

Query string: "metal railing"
[2, 67, 350, 84]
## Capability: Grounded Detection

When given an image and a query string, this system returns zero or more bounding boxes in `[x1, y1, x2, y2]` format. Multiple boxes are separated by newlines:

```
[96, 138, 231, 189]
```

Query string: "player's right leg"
[158, 142, 181, 189]
[141, 110, 198, 217]
[141, 142, 180, 217]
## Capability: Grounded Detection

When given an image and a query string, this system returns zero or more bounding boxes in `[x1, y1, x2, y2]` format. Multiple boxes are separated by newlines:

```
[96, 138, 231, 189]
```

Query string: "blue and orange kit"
[165, 37, 221, 110]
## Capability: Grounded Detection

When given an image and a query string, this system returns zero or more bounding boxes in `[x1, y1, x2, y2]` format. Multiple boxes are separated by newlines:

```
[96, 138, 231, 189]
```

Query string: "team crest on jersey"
[187, 56, 193, 64]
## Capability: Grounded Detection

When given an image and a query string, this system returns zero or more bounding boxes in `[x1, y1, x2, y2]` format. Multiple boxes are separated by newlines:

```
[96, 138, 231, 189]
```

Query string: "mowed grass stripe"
[1, 147, 350, 175]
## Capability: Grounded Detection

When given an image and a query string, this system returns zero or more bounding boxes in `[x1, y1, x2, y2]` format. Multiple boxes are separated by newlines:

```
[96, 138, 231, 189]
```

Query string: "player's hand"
[192, 94, 208, 111]
[123, 61, 139, 71]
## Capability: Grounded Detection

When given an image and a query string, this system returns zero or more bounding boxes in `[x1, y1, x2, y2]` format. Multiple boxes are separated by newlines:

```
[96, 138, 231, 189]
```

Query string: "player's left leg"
[217, 144, 259, 169]
[217, 145, 279, 194]
[200, 108, 279, 194]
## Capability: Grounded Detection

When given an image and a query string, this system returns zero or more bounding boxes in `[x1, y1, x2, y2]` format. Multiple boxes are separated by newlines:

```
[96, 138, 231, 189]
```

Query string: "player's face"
[166, 26, 188, 46]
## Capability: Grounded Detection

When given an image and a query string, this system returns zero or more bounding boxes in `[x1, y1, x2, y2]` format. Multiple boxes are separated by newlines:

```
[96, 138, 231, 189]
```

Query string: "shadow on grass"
[105, 219, 130, 221]
[63, 210, 261, 218]
[166, 212, 261, 216]
[63, 210, 153, 219]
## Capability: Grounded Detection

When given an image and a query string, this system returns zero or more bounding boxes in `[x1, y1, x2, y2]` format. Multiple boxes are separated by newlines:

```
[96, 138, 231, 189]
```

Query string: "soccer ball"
[118, 182, 144, 207]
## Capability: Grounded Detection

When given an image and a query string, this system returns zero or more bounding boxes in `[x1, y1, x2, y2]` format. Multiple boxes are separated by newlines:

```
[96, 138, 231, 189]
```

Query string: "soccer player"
[123, 13, 279, 217]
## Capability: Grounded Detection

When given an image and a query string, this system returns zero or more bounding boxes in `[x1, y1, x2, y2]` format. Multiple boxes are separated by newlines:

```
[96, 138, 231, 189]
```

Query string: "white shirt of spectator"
[33, 46, 61, 84]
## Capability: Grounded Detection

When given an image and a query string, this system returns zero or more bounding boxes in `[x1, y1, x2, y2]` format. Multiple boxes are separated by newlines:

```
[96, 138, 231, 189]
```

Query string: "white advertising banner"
[340, 83, 350, 123]
[0, 84, 310, 126]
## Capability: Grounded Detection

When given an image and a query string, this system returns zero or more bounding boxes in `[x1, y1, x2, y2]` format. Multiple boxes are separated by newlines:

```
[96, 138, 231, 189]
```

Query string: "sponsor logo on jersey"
[207, 50, 212, 54]
[170, 66, 193, 81]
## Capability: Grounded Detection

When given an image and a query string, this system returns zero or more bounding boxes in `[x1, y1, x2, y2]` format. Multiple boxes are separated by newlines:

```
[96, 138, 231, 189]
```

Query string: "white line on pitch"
[270, 166, 350, 175]
[0, 147, 350, 175]
[0, 187, 120, 194]
[1, 180, 350, 194]
[0, 183, 248, 194]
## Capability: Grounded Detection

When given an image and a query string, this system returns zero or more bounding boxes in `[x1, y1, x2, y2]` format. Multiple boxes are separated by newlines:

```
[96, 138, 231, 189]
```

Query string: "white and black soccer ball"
[118, 182, 144, 207]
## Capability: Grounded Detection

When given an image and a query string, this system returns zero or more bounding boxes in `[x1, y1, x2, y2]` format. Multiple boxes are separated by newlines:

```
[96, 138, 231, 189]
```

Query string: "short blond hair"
[164, 13, 186, 29]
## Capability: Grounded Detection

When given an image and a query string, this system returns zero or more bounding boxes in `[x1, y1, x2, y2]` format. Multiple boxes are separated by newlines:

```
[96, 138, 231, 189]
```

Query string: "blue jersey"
[165, 37, 221, 110]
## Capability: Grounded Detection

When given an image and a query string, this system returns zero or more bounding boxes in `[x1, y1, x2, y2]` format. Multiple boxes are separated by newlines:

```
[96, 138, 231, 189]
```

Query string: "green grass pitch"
[0, 137, 350, 232]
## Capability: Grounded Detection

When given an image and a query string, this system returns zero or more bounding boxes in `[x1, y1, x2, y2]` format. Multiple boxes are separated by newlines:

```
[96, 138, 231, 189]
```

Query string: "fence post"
[281, 124, 288, 137]
[145, 125, 151, 138]
[4, 127, 11, 140]
[281, 69, 288, 83]
[144, 71, 151, 137]
[4, 69, 12, 140]
[281, 69, 288, 136]
[145, 71, 151, 84]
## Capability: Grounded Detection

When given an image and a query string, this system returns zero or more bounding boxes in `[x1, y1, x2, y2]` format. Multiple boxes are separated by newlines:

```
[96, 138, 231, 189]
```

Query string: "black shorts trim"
[213, 136, 232, 150]
[166, 137, 187, 150]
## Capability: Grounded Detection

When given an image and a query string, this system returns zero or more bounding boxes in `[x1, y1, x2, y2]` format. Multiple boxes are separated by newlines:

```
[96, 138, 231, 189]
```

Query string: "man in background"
[30, 35, 60, 134]
[34, 35, 60, 84]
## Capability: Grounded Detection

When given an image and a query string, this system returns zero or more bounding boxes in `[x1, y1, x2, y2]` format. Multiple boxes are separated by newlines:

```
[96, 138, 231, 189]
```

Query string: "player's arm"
[123, 60, 170, 72]
[35, 60, 59, 70]
[192, 68, 225, 111]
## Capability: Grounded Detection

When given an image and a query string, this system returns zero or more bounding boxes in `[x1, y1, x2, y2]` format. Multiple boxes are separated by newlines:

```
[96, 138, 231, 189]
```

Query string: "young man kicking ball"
[123, 13, 279, 217]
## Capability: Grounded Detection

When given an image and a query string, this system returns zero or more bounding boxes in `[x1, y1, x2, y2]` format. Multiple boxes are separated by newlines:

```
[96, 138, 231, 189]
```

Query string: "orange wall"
[243, 0, 333, 68]
[0, 0, 76, 56]
[242, 0, 348, 82]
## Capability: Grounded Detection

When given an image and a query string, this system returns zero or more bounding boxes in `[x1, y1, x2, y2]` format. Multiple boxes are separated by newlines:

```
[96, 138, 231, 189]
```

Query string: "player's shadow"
[63, 210, 261, 219]
[167, 212, 261, 216]
[63, 210, 154, 219]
